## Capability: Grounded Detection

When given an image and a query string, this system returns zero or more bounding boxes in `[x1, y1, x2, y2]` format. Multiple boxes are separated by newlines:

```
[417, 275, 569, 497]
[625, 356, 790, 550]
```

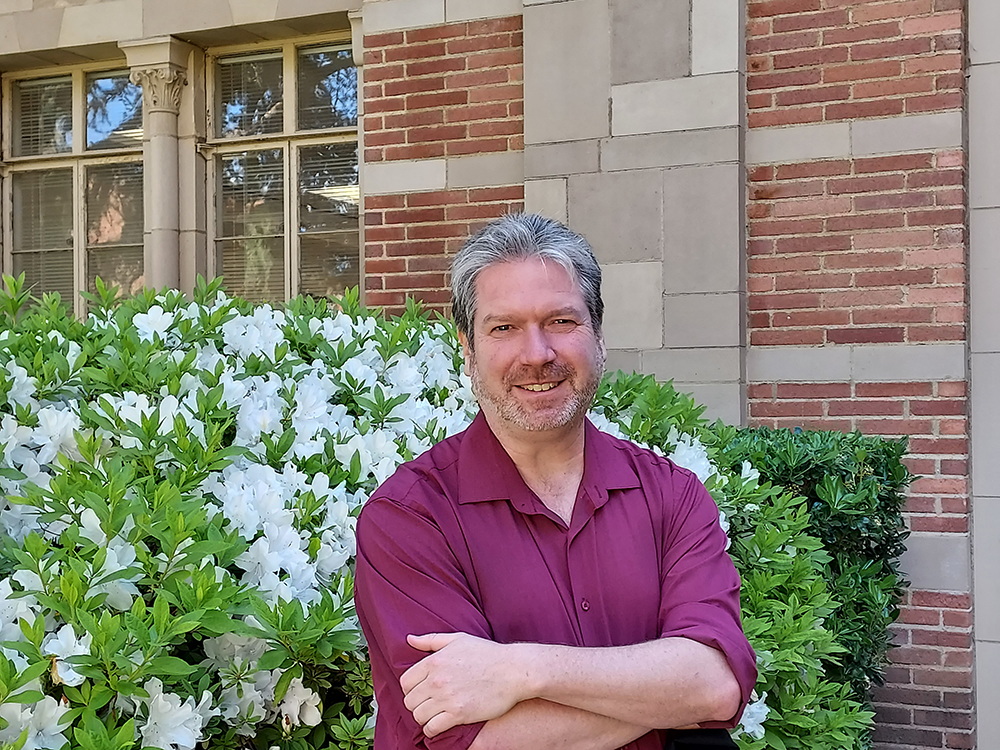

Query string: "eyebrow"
[480, 306, 588, 326]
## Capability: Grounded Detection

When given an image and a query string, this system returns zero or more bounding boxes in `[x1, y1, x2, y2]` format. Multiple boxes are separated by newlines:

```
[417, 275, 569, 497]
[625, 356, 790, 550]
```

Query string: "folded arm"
[402, 631, 740, 740]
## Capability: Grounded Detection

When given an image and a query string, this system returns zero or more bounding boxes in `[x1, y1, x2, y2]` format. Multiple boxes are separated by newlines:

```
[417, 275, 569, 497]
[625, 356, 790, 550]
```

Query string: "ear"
[457, 331, 473, 376]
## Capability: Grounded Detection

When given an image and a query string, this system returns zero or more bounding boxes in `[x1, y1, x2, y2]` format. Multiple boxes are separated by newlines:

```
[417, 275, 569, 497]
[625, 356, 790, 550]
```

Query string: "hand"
[400, 632, 531, 737]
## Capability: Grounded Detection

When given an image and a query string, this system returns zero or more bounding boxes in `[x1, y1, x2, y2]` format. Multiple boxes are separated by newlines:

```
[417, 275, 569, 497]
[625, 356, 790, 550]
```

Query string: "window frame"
[203, 33, 360, 303]
[1, 62, 144, 316]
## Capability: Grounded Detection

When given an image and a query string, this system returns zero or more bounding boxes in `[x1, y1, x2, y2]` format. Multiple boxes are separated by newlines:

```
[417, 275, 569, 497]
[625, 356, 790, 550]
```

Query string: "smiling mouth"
[519, 382, 560, 392]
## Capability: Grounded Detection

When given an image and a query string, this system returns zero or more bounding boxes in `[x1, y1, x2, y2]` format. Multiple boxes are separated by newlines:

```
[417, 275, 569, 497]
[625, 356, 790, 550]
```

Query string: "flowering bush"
[0, 276, 873, 750]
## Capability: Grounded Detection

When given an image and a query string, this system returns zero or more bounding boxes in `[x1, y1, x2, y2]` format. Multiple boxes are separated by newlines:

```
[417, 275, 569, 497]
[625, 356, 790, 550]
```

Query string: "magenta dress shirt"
[355, 412, 757, 750]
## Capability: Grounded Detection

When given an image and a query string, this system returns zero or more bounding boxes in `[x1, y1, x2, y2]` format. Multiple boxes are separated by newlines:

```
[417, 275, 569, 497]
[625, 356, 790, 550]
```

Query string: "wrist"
[509, 642, 545, 701]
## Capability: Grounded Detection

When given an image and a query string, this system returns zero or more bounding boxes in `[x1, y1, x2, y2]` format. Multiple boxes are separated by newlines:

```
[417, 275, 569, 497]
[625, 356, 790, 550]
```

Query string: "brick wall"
[745, 1, 970, 748]
[362, 18, 525, 314]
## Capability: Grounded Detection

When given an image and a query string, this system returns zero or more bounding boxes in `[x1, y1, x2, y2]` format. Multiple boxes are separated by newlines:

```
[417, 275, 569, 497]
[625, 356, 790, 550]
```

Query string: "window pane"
[13, 251, 74, 304]
[86, 162, 144, 296]
[218, 238, 284, 303]
[300, 234, 359, 299]
[299, 143, 358, 233]
[12, 170, 74, 252]
[87, 71, 143, 150]
[298, 142, 359, 298]
[87, 247, 144, 298]
[297, 45, 357, 130]
[218, 149, 285, 301]
[218, 51, 283, 138]
[13, 77, 72, 156]
[86, 163, 144, 247]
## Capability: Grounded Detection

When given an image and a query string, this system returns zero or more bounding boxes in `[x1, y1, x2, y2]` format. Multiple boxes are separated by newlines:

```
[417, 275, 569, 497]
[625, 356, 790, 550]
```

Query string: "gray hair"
[451, 213, 603, 342]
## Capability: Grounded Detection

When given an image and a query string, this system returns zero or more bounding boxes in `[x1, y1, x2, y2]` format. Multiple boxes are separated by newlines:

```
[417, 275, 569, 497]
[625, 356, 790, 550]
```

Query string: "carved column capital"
[130, 66, 187, 115]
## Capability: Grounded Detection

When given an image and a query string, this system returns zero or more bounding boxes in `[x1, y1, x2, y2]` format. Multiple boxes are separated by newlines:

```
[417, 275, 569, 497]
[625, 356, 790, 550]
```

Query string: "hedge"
[0, 277, 888, 750]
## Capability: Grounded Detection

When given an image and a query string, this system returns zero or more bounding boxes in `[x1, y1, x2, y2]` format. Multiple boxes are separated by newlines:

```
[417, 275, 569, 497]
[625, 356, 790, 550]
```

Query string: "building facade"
[0, 0, 994, 747]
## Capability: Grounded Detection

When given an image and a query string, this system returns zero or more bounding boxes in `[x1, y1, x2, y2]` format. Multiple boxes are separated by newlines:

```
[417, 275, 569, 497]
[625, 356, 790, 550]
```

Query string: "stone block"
[605, 348, 642, 376]
[227, 0, 279, 24]
[277, 0, 362, 17]
[971, 0, 1000, 65]
[662, 163, 741, 293]
[363, 0, 444, 33]
[601, 262, 662, 350]
[899, 532, 970, 592]
[13, 7, 62, 51]
[974, 498, 1000, 641]
[524, 0, 611, 144]
[568, 170, 662, 263]
[692, 0, 740, 75]
[59, 0, 142, 47]
[746, 122, 850, 165]
[971, 208, 1000, 354]
[663, 293, 742, 348]
[979, 643, 1000, 748]
[675, 382, 744, 426]
[748, 346, 852, 383]
[851, 111, 963, 157]
[525, 140, 600, 178]
[0, 17, 18, 54]
[601, 127, 739, 172]
[970, 62, 1000, 209]
[645, 346, 742, 383]
[612, 72, 740, 136]
[610, 0, 688, 85]
[364, 158, 446, 194]
[851, 342, 966, 382]
[144, 0, 233, 35]
[524, 179, 567, 224]
[0, 0, 30, 13]
[447, 151, 523, 189]
[973, 353, 1000, 496]
[446, 0, 521, 22]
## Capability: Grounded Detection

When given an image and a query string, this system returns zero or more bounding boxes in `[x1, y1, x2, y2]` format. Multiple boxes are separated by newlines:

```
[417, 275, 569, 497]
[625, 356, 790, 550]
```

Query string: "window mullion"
[283, 44, 297, 135]
[71, 69, 85, 156]
[74, 162, 86, 318]
[285, 142, 294, 302]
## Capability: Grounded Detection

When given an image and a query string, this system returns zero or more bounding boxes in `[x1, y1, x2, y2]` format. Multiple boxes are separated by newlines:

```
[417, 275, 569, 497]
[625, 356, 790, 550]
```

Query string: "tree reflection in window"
[218, 52, 284, 138]
[298, 46, 358, 130]
[86, 72, 143, 150]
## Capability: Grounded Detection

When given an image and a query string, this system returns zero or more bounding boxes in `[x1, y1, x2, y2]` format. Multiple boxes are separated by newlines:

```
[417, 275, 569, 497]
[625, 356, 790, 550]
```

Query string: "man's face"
[459, 257, 606, 435]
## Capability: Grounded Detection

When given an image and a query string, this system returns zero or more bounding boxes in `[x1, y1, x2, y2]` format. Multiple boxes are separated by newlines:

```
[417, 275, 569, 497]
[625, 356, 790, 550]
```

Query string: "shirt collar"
[456, 411, 641, 510]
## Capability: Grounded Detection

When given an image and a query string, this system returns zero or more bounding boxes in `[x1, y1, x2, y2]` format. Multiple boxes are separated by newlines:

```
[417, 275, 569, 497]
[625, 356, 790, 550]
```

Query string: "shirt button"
[580, 599, 590, 612]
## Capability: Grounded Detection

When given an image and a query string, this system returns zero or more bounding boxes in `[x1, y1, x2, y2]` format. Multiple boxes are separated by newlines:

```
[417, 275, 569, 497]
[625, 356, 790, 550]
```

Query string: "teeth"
[522, 383, 556, 392]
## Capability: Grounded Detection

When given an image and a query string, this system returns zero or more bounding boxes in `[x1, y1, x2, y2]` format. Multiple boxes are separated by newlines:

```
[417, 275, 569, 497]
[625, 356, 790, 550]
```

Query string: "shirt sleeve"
[355, 491, 490, 750]
[656, 466, 757, 729]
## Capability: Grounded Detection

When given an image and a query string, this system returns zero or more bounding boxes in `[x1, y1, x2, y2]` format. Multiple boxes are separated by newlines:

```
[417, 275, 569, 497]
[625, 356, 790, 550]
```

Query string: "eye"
[491, 324, 511, 333]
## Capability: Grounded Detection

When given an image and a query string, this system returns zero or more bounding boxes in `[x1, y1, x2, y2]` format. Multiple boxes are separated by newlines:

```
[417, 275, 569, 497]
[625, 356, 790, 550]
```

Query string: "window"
[209, 39, 359, 303]
[3, 68, 144, 314]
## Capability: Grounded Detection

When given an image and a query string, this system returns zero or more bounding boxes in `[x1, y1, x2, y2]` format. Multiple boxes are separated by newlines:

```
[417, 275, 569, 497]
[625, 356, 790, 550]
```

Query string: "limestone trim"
[748, 343, 967, 383]
[129, 66, 186, 115]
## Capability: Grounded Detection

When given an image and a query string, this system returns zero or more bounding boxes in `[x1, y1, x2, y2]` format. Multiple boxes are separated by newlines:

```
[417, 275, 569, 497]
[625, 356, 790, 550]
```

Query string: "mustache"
[504, 363, 574, 387]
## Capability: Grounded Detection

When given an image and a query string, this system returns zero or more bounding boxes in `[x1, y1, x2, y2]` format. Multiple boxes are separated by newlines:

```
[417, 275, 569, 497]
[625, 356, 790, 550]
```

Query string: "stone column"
[120, 37, 193, 291]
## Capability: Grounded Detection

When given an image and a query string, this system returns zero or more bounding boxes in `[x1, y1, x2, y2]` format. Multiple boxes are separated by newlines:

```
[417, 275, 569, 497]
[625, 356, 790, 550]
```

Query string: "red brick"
[747, 384, 775, 399]
[404, 24, 469, 43]
[874, 686, 943, 707]
[854, 192, 935, 211]
[407, 124, 468, 143]
[850, 37, 933, 62]
[384, 143, 446, 161]
[822, 289, 905, 307]
[826, 98, 906, 120]
[858, 419, 933, 435]
[773, 49, 850, 72]
[748, 292, 822, 310]
[853, 76, 935, 99]
[750, 329, 826, 345]
[774, 272, 852, 290]
[770, 309, 852, 327]
[775, 382, 852, 399]
[772, 9, 849, 32]
[906, 92, 964, 113]
[447, 33, 518, 55]
[854, 153, 934, 173]
[747, 69, 823, 91]
[938, 381, 967, 397]
[911, 592, 971, 609]
[748, 0, 821, 17]
[828, 399, 905, 416]
[775, 160, 851, 179]
[363, 31, 405, 47]
[749, 255, 823, 272]
[853, 308, 935, 325]
[750, 401, 824, 418]
[826, 212, 906, 231]
[823, 59, 902, 82]
[855, 269, 936, 286]
[904, 52, 963, 74]
[407, 91, 469, 110]
[824, 251, 905, 269]
[910, 400, 966, 416]
[385, 42, 448, 62]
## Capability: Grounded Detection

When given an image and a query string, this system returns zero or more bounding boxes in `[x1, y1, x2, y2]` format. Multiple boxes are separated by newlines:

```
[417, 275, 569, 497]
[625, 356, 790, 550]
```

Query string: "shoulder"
[358, 426, 466, 526]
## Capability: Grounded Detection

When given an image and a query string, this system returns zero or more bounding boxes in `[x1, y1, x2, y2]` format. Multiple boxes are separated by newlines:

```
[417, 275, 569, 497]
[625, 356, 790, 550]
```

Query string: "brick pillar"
[744, 1, 971, 748]
[360, 7, 524, 316]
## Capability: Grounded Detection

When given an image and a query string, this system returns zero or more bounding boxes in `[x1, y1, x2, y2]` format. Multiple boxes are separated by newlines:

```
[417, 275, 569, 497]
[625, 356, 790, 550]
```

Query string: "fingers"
[423, 710, 459, 738]
[407, 632, 460, 652]
[400, 662, 427, 695]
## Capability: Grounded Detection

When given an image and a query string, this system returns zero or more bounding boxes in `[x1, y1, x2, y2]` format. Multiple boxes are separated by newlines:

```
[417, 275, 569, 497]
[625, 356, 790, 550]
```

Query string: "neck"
[484, 412, 587, 524]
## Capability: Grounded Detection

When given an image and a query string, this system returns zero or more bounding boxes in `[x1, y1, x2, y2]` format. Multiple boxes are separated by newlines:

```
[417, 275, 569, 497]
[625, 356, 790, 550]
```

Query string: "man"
[355, 214, 757, 750]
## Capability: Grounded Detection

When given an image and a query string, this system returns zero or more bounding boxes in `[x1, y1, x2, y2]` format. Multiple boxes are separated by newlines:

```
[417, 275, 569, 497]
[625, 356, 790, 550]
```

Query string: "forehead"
[473, 257, 586, 321]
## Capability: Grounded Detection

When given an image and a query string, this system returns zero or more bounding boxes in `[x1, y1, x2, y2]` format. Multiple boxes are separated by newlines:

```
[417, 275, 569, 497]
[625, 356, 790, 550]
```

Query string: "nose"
[520, 324, 556, 366]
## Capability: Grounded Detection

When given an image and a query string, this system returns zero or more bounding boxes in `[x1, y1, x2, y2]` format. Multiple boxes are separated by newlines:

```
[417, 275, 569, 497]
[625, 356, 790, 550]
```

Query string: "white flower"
[740, 460, 760, 483]
[4, 360, 37, 409]
[218, 682, 266, 734]
[140, 678, 218, 750]
[667, 432, 716, 484]
[92, 538, 142, 610]
[203, 633, 268, 671]
[133, 305, 175, 342]
[736, 691, 769, 740]
[278, 678, 322, 728]
[0, 578, 38, 643]
[0, 702, 30, 747]
[31, 406, 82, 465]
[23, 696, 70, 750]
[41, 624, 92, 687]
